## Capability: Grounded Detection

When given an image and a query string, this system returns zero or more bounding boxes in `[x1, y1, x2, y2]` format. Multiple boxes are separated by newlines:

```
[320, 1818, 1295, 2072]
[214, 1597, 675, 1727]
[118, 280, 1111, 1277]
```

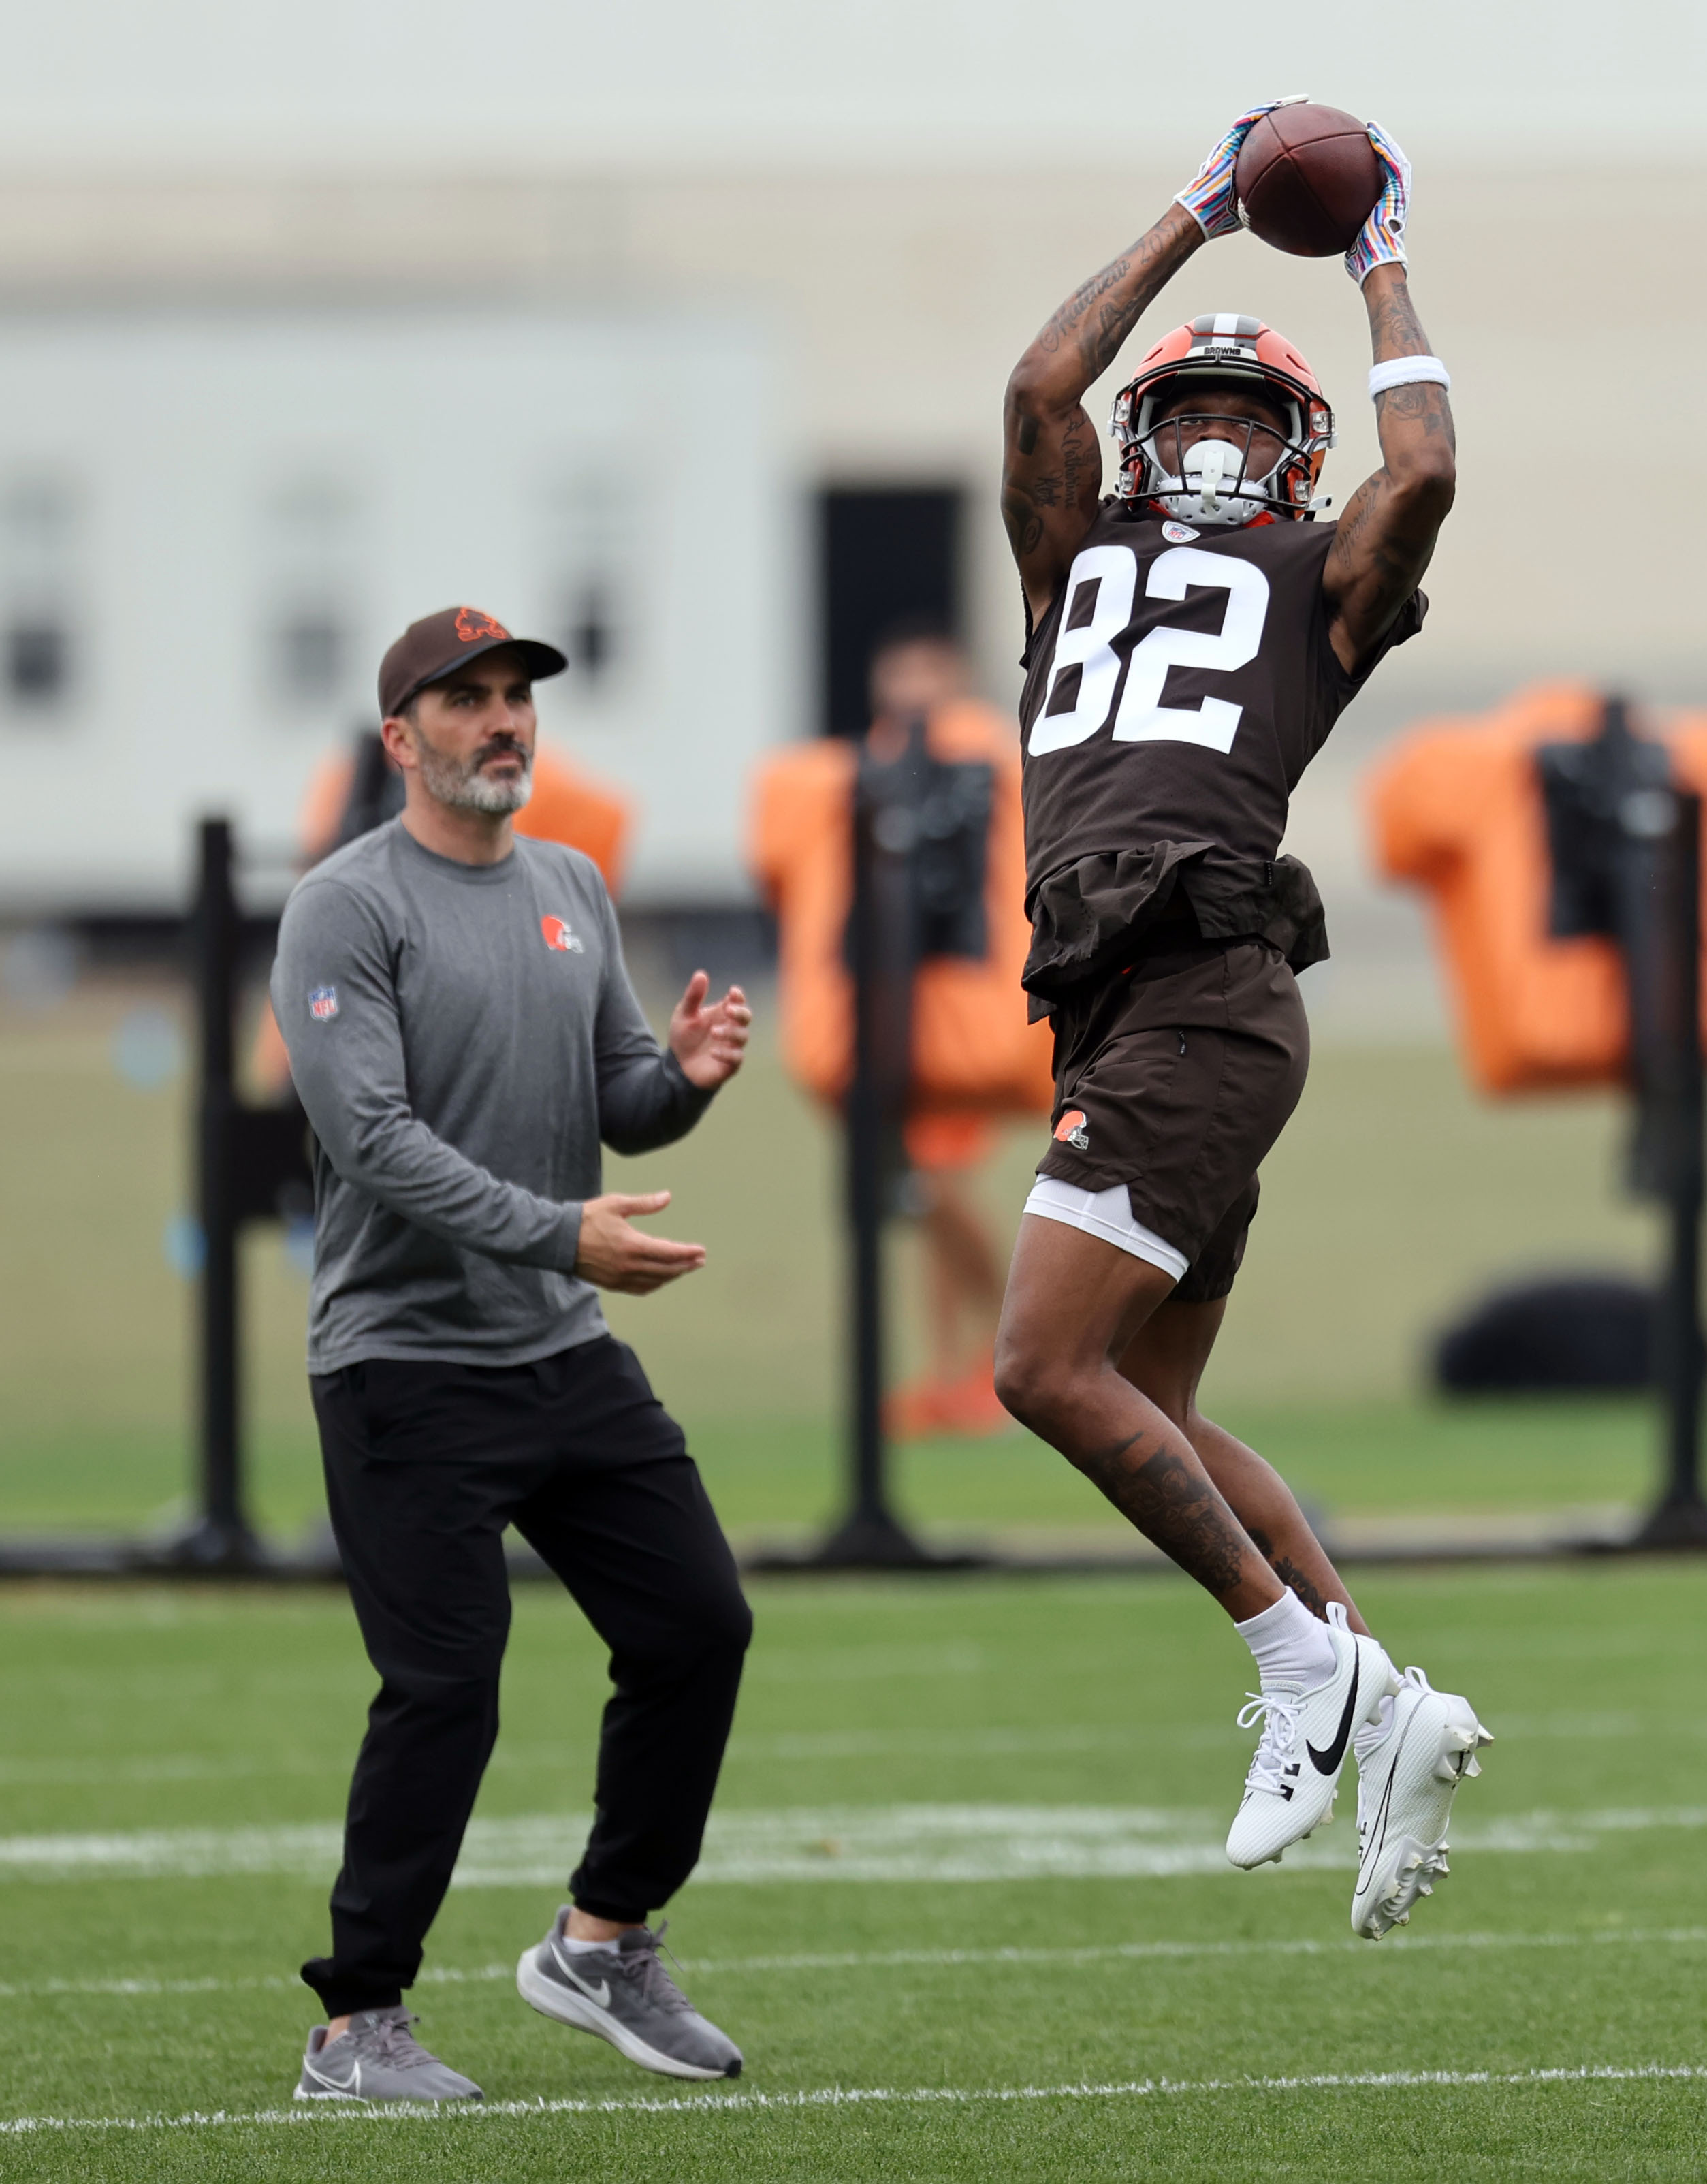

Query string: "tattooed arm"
[1002, 204, 1203, 627]
[1322, 263, 1456, 675]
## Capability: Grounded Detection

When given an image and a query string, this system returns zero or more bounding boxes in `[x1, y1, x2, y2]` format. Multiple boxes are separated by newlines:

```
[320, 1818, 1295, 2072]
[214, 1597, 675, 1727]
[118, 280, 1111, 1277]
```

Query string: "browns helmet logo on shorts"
[1053, 1109, 1090, 1150]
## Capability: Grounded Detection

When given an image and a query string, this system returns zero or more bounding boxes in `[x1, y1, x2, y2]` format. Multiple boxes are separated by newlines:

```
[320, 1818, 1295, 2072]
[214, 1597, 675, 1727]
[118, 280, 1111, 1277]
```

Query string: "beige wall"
[2, 159, 1700, 731]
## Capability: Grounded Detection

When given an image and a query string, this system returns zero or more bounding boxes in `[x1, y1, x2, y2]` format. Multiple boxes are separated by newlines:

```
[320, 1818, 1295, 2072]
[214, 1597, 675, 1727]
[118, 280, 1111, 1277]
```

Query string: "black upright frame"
[813, 733, 935, 1565]
[1540, 699, 1707, 1546]
[0, 817, 314, 1577]
[166, 819, 317, 1570]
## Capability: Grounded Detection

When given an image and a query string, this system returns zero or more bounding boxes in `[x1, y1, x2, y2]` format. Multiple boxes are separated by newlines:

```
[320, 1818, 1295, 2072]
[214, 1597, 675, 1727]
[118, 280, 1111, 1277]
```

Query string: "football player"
[993, 104, 1489, 1935]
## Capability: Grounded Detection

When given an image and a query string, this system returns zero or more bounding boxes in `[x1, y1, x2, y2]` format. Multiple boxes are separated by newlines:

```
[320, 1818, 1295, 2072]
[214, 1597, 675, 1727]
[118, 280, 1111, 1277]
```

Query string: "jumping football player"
[993, 106, 1489, 1935]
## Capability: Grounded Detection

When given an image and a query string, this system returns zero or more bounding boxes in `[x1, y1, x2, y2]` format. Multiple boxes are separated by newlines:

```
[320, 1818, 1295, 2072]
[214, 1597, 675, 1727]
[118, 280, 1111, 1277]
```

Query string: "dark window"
[6, 621, 67, 705]
[276, 614, 343, 703]
[818, 486, 962, 738]
[564, 581, 616, 682]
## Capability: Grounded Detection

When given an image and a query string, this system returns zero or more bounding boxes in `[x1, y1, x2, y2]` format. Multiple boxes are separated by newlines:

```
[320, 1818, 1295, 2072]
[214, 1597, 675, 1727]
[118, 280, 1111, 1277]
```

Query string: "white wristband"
[1369, 355, 1450, 400]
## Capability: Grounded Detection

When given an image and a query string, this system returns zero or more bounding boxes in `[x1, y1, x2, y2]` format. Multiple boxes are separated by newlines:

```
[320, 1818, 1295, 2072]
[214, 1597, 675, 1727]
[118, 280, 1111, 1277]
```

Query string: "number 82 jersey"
[1017, 506, 1424, 960]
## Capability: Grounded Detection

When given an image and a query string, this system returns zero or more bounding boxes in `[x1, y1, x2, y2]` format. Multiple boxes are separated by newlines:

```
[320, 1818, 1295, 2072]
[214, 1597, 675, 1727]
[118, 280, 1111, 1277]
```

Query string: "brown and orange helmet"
[1111, 314, 1336, 523]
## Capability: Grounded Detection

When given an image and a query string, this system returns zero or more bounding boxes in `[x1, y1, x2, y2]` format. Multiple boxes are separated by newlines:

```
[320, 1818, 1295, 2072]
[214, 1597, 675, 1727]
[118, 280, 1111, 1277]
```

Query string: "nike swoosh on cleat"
[1356, 1769, 1399, 1894]
[548, 1945, 611, 2010]
[1306, 1658, 1362, 1777]
[308, 2061, 361, 2095]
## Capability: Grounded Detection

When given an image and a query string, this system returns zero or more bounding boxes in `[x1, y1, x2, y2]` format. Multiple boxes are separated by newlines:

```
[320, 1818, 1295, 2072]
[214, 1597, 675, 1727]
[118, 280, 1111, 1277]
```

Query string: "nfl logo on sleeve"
[308, 986, 339, 1022]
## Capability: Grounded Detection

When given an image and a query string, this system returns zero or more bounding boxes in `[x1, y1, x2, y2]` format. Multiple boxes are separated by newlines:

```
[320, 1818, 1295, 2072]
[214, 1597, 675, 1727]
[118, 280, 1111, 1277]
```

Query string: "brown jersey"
[1017, 503, 1424, 1000]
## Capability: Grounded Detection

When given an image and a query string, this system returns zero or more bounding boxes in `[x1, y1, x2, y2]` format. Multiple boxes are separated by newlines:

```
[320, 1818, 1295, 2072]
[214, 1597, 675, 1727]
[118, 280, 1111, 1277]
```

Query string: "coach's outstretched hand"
[669, 972, 752, 1090]
[575, 1190, 706, 1294]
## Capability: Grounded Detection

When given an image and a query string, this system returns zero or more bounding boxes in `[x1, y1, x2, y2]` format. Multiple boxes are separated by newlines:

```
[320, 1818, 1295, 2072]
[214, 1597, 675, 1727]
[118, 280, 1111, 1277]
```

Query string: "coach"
[272, 605, 753, 2105]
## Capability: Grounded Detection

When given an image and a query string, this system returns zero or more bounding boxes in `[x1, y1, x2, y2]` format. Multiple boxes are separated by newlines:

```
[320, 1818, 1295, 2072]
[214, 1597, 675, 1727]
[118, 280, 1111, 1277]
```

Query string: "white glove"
[1345, 121, 1411, 284]
[1175, 97, 1307, 239]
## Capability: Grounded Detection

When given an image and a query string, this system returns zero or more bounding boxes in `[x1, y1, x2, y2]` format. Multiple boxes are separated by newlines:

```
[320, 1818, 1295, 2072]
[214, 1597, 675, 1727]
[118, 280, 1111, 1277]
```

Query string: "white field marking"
[3, 2062, 1707, 2136]
[5, 1926, 1707, 2006]
[5, 1802, 1707, 1888]
[3, 1709, 1663, 1791]
[0, 1724, 1157, 1789]
[0, 1754, 338, 1788]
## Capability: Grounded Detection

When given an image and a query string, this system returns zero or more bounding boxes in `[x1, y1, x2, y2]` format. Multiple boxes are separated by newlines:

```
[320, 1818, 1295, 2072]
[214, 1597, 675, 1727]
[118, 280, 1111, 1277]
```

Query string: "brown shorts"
[1034, 936, 1309, 1302]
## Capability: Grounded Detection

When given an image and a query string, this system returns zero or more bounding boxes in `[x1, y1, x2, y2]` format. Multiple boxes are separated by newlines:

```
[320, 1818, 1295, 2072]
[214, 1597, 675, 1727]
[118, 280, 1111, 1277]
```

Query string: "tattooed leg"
[1072, 1421, 1266, 1606]
[1115, 1293, 1369, 1634]
[995, 1217, 1283, 1620]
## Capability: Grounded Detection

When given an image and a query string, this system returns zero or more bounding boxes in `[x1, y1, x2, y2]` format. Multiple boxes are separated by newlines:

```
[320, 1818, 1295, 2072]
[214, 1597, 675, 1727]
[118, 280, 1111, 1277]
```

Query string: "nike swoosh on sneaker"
[1306, 1658, 1362, 1776]
[309, 2060, 361, 2095]
[549, 1942, 611, 2010]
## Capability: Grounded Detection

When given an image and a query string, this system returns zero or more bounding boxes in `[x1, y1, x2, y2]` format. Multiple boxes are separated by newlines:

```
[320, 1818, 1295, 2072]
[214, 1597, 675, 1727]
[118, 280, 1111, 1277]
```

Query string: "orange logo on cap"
[455, 607, 510, 644]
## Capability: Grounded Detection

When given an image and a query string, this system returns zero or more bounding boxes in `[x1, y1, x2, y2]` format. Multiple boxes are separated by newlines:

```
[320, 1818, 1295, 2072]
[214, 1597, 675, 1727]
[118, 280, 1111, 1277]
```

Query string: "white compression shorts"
[1021, 1177, 1189, 1282]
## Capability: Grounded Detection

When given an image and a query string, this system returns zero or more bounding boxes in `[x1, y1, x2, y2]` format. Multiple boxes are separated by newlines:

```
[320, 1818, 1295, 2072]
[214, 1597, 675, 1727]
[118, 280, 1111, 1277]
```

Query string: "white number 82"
[1028, 544, 1271, 758]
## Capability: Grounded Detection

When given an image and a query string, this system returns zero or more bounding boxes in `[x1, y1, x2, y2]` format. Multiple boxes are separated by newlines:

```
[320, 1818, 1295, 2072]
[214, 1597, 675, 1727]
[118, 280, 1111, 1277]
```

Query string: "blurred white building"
[0, 308, 789, 908]
[0, 0, 1700, 915]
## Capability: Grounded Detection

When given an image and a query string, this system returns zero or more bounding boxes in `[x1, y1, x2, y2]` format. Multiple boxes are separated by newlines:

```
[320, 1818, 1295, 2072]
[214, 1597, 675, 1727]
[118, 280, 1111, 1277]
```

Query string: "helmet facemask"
[1138, 405, 1301, 528]
[1110, 323, 1336, 524]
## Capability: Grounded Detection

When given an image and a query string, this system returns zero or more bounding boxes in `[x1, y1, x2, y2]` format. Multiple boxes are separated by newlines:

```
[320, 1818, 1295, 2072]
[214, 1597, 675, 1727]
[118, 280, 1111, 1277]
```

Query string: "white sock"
[1354, 1694, 1397, 1763]
[1235, 1587, 1336, 1690]
[562, 1931, 632, 1954]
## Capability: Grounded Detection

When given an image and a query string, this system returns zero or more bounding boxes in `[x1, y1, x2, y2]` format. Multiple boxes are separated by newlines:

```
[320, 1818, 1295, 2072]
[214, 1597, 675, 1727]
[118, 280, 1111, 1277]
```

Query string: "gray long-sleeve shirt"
[271, 820, 714, 1374]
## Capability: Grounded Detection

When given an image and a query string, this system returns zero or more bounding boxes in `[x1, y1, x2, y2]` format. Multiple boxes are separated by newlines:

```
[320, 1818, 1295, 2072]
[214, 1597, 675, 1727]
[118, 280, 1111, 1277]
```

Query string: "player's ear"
[379, 714, 419, 770]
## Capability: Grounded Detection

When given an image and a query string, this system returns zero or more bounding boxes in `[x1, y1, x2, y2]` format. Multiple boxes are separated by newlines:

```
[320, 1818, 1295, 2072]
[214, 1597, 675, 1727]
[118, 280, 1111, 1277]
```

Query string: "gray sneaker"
[517, 1911, 742, 2080]
[293, 2006, 483, 2103]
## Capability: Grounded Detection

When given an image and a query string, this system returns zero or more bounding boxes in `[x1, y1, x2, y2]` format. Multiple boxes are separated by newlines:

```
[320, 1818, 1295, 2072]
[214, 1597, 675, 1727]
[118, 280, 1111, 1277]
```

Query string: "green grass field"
[0, 977, 1676, 1550]
[2, 971, 1700, 2176]
[3, 1562, 1706, 2179]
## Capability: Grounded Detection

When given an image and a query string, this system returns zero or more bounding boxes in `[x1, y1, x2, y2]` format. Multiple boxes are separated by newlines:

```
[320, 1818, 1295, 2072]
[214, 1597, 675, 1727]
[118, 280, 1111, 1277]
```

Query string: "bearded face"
[411, 721, 534, 817]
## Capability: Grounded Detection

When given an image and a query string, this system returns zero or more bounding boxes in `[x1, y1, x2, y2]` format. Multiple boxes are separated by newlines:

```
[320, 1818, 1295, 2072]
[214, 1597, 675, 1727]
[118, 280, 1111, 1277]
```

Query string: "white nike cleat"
[1226, 1606, 1400, 1871]
[1351, 1666, 1493, 1940]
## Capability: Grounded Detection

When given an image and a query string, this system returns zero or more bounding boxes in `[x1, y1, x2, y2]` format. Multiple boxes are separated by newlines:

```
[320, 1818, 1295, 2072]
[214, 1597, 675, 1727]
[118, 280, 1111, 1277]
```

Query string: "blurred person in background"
[752, 623, 1051, 1440]
[993, 106, 1489, 1933]
[867, 628, 1010, 1437]
[255, 715, 627, 1094]
[273, 605, 752, 2106]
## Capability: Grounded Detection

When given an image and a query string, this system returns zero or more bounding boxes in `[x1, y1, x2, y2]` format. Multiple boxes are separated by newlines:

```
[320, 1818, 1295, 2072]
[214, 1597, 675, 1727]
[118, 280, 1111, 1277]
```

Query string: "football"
[1234, 102, 1383, 257]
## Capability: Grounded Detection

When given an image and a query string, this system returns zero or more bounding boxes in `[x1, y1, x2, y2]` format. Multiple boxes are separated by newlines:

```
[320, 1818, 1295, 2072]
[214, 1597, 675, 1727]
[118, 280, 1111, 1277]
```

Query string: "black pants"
[301, 1336, 752, 2018]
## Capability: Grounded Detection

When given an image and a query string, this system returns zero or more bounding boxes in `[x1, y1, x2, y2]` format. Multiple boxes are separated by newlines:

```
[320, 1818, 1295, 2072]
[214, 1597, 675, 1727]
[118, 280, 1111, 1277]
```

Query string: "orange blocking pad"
[749, 703, 1053, 1125]
[1366, 682, 1707, 1095]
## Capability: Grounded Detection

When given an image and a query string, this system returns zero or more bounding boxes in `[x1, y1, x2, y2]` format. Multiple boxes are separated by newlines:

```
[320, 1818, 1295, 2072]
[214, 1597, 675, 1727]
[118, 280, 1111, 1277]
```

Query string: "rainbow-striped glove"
[1175, 98, 1302, 239]
[1345, 121, 1412, 284]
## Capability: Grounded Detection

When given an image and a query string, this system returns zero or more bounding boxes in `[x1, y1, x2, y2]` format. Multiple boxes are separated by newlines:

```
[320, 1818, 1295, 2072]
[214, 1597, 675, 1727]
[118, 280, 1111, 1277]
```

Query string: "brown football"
[1234, 103, 1382, 257]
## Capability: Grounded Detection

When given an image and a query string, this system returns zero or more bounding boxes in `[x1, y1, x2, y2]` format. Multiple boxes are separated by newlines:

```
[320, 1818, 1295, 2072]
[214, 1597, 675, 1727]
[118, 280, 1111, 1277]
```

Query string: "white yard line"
[3, 2061, 1704, 2135]
[2, 1802, 1706, 1886]
[3, 1925, 1706, 2006]
[2, 1711, 1661, 1789]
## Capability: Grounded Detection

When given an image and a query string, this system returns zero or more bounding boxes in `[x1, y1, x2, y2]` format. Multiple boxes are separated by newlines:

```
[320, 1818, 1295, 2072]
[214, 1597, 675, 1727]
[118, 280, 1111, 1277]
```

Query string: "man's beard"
[414, 733, 534, 817]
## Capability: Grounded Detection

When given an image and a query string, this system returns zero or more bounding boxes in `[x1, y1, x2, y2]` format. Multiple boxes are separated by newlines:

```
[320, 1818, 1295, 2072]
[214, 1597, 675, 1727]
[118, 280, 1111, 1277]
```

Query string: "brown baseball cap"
[378, 605, 568, 719]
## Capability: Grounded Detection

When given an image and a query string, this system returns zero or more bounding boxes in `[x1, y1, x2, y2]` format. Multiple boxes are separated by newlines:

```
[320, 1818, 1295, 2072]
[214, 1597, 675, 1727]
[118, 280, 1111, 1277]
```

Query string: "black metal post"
[1628, 781, 1707, 1545]
[1540, 699, 1707, 1547]
[167, 817, 266, 1570]
[814, 733, 935, 1566]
